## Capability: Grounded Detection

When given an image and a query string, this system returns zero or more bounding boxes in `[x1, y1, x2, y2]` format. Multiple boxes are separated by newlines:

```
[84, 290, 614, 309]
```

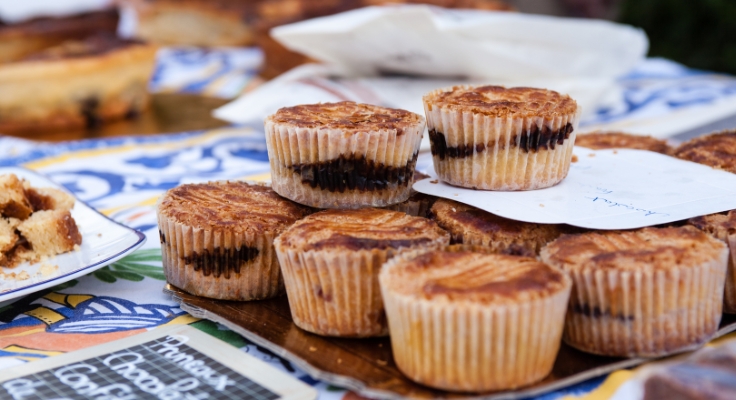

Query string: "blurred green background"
[618, 0, 736, 75]
[509, 0, 736, 75]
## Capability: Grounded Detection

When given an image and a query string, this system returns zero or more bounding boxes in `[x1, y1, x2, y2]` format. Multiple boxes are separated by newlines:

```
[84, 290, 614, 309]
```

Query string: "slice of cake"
[17, 210, 82, 260]
[0, 174, 33, 219]
[0, 218, 20, 266]
[23, 181, 75, 212]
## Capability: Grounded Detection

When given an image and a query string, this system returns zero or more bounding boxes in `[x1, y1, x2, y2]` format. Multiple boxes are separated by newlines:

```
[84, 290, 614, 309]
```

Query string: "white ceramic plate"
[0, 167, 146, 305]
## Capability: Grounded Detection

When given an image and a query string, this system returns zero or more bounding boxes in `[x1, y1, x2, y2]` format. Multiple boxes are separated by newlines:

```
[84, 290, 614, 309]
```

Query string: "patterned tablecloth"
[1, 48, 736, 400]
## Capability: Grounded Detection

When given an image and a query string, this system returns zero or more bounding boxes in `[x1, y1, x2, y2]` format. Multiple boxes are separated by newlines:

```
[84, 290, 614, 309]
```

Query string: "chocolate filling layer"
[290, 152, 418, 193]
[429, 123, 574, 160]
[572, 303, 634, 322]
[183, 246, 259, 279]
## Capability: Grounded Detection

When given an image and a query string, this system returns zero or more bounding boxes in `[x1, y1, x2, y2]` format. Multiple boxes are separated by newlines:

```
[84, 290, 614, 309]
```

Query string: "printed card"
[415, 147, 736, 230]
[0, 325, 317, 400]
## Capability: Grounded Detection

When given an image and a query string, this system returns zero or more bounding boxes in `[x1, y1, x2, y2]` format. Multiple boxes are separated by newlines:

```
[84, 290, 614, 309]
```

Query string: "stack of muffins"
[157, 86, 736, 394]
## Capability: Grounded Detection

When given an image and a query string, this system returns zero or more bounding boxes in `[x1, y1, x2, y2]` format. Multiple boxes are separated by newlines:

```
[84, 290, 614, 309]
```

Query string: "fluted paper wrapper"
[424, 95, 580, 191]
[564, 251, 728, 357]
[277, 247, 390, 337]
[706, 230, 736, 313]
[275, 234, 448, 337]
[726, 234, 736, 313]
[265, 120, 424, 209]
[158, 211, 282, 301]
[381, 285, 570, 392]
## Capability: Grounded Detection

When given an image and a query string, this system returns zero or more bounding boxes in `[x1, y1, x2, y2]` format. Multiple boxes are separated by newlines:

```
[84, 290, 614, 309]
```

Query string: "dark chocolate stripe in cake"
[429, 123, 574, 159]
[183, 246, 259, 279]
[290, 152, 419, 193]
[572, 303, 634, 322]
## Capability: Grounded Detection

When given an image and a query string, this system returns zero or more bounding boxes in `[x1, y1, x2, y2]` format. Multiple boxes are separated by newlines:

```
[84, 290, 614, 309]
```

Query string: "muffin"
[430, 198, 572, 255]
[673, 130, 736, 173]
[265, 101, 425, 209]
[575, 131, 672, 154]
[0, 35, 158, 133]
[540, 226, 728, 357]
[157, 181, 312, 301]
[274, 208, 449, 337]
[689, 211, 736, 313]
[423, 85, 580, 191]
[380, 248, 571, 391]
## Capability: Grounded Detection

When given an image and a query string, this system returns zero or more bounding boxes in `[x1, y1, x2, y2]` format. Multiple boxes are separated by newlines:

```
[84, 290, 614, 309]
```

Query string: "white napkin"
[271, 5, 647, 81]
[215, 5, 648, 129]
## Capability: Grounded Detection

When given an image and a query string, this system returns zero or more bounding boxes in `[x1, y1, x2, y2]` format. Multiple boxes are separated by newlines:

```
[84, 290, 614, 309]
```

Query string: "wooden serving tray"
[164, 284, 736, 400]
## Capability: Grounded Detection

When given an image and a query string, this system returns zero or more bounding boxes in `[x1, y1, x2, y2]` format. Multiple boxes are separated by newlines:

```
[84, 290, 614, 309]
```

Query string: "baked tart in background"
[0, 34, 158, 133]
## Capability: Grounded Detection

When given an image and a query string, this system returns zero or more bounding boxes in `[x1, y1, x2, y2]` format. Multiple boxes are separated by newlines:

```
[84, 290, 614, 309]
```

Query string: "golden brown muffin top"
[689, 211, 736, 240]
[267, 101, 424, 134]
[430, 199, 568, 253]
[540, 226, 726, 272]
[381, 250, 569, 304]
[157, 181, 311, 234]
[276, 208, 449, 252]
[423, 85, 577, 118]
[575, 131, 672, 154]
[673, 131, 736, 174]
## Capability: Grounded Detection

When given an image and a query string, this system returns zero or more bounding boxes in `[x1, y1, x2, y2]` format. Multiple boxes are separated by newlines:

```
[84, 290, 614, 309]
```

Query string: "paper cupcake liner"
[276, 238, 448, 337]
[381, 274, 570, 392]
[265, 120, 424, 208]
[277, 247, 389, 337]
[724, 234, 736, 313]
[563, 252, 728, 357]
[423, 92, 580, 191]
[158, 211, 282, 301]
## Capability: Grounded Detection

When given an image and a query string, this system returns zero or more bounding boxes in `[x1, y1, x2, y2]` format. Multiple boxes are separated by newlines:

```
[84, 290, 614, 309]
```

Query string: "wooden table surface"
[3, 93, 231, 142]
